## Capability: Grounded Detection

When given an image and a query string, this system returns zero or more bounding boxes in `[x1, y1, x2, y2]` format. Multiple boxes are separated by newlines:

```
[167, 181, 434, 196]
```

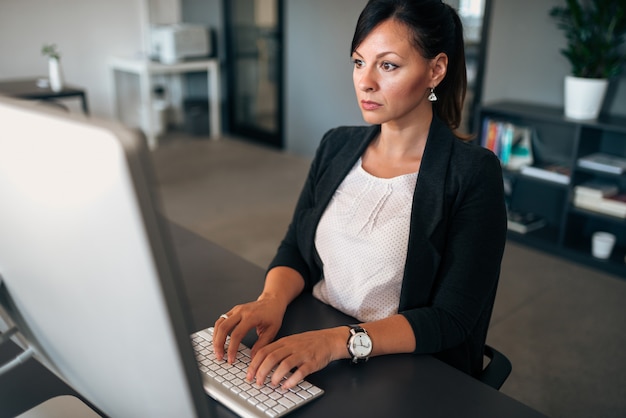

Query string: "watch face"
[351, 333, 372, 357]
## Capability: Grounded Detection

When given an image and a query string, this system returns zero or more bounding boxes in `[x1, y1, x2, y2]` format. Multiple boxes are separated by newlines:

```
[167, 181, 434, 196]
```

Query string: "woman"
[213, 0, 507, 390]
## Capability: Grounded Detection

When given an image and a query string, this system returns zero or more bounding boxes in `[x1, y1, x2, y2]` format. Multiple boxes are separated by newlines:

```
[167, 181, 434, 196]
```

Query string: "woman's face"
[352, 19, 446, 128]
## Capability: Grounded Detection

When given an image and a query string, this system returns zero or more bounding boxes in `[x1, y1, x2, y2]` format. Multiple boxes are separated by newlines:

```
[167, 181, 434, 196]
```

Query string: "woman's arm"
[246, 313, 416, 389]
[213, 131, 339, 362]
[213, 266, 305, 363]
[403, 150, 507, 355]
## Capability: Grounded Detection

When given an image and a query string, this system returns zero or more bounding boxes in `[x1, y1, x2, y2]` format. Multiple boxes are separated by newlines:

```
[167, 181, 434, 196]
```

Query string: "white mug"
[592, 232, 616, 259]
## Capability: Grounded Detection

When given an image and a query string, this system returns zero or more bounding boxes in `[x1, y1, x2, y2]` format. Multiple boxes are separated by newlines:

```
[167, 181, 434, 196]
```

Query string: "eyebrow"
[352, 50, 404, 60]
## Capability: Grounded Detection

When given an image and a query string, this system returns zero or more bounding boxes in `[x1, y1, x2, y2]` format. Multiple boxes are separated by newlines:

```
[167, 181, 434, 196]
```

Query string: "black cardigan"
[268, 116, 507, 376]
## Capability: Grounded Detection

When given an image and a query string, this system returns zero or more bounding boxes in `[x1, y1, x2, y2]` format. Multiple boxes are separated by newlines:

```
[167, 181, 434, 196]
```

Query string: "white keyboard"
[191, 327, 324, 418]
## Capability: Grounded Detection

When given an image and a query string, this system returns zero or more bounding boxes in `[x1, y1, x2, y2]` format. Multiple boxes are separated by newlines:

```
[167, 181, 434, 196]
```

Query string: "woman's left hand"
[246, 327, 348, 389]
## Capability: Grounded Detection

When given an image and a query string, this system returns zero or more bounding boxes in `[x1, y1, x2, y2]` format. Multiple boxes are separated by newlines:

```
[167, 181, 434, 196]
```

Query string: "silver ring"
[219, 314, 229, 320]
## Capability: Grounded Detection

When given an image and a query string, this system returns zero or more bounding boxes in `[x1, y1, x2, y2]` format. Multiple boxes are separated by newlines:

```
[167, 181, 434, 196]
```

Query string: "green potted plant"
[549, 0, 626, 119]
[42, 43, 64, 92]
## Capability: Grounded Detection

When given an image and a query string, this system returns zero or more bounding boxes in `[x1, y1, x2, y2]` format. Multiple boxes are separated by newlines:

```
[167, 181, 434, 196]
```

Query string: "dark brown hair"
[352, 0, 468, 138]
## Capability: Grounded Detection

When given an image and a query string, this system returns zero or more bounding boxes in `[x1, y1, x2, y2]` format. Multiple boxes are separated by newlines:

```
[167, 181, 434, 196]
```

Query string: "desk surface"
[0, 78, 89, 114]
[173, 224, 547, 418]
[0, 224, 547, 418]
[0, 78, 85, 99]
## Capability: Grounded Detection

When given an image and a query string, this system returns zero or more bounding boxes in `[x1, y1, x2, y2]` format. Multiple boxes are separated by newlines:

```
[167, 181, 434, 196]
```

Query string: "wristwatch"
[347, 325, 372, 363]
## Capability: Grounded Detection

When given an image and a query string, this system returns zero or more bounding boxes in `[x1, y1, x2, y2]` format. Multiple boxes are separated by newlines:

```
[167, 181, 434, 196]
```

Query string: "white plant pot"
[48, 58, 64, 92]
[564, 75, 608, 120]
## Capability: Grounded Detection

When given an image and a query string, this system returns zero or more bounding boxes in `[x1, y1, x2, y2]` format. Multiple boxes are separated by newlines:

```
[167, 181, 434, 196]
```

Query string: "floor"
[151, 133, 626, 418]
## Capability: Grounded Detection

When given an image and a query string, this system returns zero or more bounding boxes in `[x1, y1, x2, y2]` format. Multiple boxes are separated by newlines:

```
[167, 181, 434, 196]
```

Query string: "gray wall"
[284, 0, 626, 157]
[483, 0, 564, 106]
[483, 0, 626, 115]
[283, 0, 367, 156]
[2, 0, 625, 152]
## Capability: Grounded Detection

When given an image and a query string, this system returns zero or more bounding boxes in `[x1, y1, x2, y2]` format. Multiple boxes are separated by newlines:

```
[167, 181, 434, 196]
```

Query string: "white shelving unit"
[109, 56, 221, 149]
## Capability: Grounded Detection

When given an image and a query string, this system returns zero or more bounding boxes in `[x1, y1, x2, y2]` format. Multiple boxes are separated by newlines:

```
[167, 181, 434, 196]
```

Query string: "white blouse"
[312, 159, 418, 322]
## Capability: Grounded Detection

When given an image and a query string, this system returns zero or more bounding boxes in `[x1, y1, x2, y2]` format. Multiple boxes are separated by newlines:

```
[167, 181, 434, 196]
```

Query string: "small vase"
[564, 75, 608, 120]
[48, 58, 64, 92]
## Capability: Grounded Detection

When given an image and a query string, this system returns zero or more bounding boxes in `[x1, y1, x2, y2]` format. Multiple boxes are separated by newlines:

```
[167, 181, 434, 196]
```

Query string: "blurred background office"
[1, 1, 626, 417]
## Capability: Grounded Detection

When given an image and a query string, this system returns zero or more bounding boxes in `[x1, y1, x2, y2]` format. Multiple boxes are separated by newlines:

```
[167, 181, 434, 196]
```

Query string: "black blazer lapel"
[400, 116, 455, 308]
[313, 125, 379, 215]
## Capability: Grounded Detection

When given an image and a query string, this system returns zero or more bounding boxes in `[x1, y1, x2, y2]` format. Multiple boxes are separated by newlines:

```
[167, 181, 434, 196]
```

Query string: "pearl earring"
[428, 88, 438, 102]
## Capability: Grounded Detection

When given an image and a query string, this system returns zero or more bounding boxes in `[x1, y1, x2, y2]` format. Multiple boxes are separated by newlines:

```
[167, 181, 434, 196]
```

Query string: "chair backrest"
[478, 344, 512, 390]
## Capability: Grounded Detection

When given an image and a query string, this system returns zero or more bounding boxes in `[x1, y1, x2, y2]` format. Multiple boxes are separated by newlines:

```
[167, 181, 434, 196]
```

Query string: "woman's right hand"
[213, 266, 305, 363]
[212, 293, 288, 364]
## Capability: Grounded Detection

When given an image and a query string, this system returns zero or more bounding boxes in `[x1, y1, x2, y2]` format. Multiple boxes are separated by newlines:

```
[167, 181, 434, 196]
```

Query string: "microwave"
[150, 24, 212, 64]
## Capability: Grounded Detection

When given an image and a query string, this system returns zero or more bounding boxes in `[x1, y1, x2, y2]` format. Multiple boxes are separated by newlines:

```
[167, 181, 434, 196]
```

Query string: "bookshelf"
[478, 101, 626, 278]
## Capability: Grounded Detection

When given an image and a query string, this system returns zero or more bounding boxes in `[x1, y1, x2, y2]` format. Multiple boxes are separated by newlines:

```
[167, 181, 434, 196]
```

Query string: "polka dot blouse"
[312, 158, 418, 322]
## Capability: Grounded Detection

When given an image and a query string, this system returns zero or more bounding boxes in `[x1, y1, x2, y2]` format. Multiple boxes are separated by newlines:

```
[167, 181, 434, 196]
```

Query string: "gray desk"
[0, 224, 547, 418]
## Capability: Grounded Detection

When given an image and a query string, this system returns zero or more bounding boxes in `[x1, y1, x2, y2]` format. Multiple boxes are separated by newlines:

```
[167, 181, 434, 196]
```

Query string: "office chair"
[478, 345, 512, 390]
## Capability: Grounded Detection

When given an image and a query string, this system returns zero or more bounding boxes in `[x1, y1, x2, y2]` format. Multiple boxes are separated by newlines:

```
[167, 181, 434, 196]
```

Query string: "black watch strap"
[349, 325, 367, 335]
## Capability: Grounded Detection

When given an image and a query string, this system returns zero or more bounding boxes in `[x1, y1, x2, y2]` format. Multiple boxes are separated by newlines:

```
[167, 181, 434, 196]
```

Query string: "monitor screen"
[0, 97, 211, 417]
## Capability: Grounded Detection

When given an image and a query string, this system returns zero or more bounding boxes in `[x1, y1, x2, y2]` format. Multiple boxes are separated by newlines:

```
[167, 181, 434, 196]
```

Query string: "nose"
[355, 66, 377, 92]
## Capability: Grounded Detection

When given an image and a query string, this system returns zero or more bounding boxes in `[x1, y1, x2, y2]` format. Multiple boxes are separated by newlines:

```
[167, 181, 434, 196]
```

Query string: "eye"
[381, 61, 399, 72]
[351, 58, 365, 69]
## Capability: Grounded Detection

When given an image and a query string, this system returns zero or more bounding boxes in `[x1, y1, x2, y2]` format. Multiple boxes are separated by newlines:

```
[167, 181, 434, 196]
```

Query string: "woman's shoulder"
[453, 136, 497, 158]
[320, 125, 378, 145]
[315, 125, 378, 158]
[429, 116, 493, 158]
[447, 139, 504, 188]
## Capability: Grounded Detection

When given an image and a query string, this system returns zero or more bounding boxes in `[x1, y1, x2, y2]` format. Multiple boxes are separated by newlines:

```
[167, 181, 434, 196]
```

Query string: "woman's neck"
[361, 115, 432, 179]
[377, 124, 428, 157]
[378, 105, 433, 156]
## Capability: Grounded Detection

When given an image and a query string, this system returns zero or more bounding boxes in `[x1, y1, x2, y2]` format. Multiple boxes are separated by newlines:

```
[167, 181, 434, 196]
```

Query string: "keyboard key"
[278, 397, 295, 409]
[285, 392, 304, 405]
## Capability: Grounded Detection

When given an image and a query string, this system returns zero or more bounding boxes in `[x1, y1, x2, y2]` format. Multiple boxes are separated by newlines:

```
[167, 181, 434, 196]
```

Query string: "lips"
[361, 100, 382, 111]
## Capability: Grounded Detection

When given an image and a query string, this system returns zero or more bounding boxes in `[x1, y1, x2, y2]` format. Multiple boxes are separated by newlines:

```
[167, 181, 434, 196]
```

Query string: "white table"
[109, 56, 221, 148]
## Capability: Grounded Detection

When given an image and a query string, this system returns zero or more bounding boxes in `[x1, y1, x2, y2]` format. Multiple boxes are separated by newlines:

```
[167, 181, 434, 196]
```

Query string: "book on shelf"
[480, 118, 533, 170]
[606, 194, 626, 209]
[577, 152, 626, 174]
[574, 179, 619, 199]
[573, 193, 626, 218]
[506, 210, 547, 234]
[520, 163, 571, 184]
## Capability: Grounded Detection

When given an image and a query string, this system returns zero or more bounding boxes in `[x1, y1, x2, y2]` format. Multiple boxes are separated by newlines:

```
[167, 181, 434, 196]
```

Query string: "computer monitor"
[0, 97, 211, 417]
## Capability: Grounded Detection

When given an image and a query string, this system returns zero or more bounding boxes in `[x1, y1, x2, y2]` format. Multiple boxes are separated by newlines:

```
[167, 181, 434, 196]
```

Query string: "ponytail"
[434, 4, 469, 140]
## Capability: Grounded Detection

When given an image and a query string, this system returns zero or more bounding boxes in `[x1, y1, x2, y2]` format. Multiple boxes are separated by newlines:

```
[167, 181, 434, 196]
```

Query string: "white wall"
[0, 0, 146, 118]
